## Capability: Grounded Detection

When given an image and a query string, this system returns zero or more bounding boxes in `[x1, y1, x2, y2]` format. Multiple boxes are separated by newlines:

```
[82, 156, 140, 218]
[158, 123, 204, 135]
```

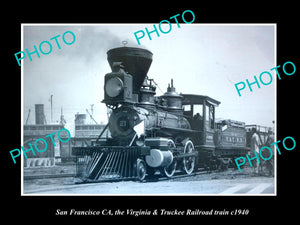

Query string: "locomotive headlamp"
[105, 77, 124, 97]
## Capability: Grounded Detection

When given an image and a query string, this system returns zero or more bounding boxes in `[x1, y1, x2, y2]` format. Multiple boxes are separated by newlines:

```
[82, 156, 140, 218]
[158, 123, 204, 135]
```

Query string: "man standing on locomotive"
[250, 128, 261, 175]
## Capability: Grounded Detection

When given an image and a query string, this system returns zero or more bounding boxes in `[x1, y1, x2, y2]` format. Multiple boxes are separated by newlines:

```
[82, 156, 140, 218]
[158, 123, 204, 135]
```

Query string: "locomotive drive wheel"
[183, 140, 196, 175]
[162, 160, 177, 178]
[136, 159, 147, 181]
[161, 139, 177, 178]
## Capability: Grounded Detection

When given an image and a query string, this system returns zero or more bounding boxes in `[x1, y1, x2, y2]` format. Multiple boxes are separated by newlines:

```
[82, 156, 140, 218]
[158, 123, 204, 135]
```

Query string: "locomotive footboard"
[73, 146, 150, 183]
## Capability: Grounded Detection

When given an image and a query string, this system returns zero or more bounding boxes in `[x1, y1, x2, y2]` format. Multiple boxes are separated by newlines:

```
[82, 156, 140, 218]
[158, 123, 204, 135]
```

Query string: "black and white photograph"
[21, 24, 276, 195]
[4, 6, 298, 224]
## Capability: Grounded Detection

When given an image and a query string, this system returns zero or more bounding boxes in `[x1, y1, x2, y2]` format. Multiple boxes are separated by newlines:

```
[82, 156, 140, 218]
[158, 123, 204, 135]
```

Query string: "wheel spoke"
[183, 140, 195, 175]
[160, 139, 176, 178]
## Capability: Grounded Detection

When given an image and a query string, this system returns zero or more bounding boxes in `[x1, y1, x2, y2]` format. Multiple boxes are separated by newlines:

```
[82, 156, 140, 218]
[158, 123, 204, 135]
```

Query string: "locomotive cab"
[182, 94, 220, 149]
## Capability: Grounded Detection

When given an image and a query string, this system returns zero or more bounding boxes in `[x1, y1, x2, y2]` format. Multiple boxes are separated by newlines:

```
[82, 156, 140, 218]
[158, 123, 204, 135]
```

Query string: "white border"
[20, 23, 277, 196]
[21, 23, 24, 194]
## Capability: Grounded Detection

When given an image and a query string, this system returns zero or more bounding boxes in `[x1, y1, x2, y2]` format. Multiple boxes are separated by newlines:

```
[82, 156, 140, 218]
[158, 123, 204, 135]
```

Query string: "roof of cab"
[181, 94, 221, 106]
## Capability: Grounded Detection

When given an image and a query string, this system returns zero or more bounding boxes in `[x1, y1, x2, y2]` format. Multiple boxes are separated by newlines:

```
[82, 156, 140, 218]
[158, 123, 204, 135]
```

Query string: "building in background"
[23, 105, 108, 167]
[23, 104, 68, 167]
[73, 113, 108, 146]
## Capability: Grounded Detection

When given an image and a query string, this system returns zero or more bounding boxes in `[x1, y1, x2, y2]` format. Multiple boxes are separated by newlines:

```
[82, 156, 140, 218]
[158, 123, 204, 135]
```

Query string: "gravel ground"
[23, 167, 275, 195]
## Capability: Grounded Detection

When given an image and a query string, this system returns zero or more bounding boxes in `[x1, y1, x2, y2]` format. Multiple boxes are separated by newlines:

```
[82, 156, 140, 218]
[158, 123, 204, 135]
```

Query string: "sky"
[22, 24, 275, 135]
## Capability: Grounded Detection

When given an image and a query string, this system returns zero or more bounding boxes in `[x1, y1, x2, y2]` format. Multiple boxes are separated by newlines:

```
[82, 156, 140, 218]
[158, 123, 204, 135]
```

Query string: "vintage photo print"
[21, 23, 276, 196]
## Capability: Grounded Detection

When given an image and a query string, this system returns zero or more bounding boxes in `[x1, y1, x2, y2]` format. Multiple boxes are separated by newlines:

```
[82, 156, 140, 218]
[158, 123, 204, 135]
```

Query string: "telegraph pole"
[50, 94, 53, 123]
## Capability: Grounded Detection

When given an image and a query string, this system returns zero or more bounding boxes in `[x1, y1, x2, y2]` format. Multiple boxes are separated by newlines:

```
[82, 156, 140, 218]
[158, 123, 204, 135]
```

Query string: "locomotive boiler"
[73, 46, 265, 182]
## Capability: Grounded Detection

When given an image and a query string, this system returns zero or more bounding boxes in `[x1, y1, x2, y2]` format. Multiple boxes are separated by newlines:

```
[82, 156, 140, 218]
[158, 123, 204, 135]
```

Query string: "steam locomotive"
[73, 46, 271, 182]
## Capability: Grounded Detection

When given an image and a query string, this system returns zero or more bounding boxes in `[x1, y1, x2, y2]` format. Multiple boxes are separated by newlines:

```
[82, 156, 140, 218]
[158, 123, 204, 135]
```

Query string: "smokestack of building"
[75, 114, 86, 125]
[35, 104, 45, 125]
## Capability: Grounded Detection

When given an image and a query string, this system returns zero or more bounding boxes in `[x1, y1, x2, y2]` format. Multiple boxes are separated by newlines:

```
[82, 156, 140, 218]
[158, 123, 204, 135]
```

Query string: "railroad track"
[23, 168, 249, 183]
[145, 169, 211, 182]
[24, 173, 76, 180]
[74, 168, 225, 184]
